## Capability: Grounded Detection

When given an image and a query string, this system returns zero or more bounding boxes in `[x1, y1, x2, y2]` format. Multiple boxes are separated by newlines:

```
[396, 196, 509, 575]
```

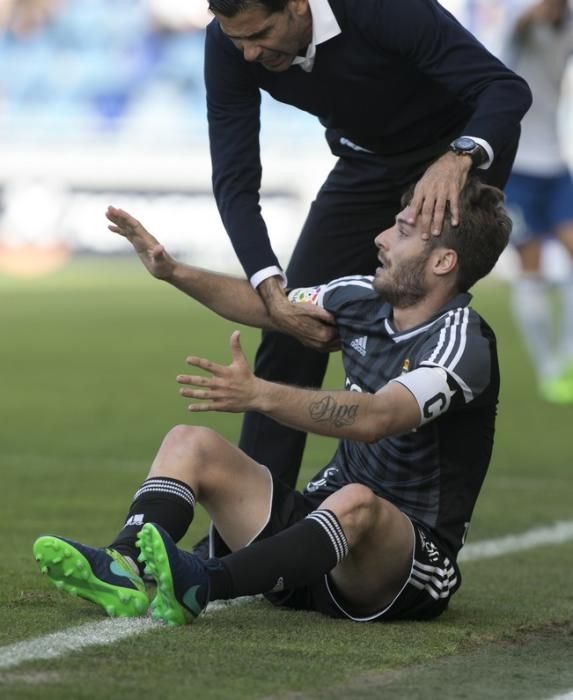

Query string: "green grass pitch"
[0, 258, 572, 699]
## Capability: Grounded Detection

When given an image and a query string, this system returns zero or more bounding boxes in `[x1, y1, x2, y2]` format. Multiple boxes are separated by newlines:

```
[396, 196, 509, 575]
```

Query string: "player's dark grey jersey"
[289, 276, 500, 560]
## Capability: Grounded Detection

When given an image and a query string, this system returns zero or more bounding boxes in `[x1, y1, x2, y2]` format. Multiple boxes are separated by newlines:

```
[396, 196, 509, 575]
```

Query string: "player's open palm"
[177, 331, 259, 414]
[106, 205, 175, 280]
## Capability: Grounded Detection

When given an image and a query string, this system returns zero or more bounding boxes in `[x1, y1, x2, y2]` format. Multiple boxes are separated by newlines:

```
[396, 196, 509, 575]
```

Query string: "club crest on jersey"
[350, 335, 368, 356]
[401, 358, 410, 374]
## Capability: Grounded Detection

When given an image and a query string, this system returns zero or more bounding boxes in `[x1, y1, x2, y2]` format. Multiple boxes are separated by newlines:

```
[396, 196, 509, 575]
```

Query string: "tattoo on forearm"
[309, 396, 358, 427]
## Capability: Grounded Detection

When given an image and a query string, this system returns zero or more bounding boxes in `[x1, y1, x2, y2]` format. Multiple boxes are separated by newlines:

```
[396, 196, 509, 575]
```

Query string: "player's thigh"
[201, 441, 272, 552]
[557, 226, 573, 256]
[326, 487, 414, 612]
[506, 173, 549, 244]
[152, 426, 272, 552]
[516, 239, 543, 272]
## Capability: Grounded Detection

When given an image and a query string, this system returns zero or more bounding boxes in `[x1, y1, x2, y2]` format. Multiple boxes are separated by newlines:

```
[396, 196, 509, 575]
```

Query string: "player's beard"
[374, 252, 430, 309]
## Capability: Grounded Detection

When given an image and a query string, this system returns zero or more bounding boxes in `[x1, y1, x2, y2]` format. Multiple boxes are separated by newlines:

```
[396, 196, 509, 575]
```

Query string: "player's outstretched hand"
[403, 151, 471, 238]
[177, 331, 259, 414]
[106, 206, 176, 280]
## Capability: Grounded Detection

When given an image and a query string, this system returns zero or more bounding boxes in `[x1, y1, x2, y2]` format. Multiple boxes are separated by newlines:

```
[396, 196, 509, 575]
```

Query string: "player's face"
[373, 211, 432, 308]
[215, 0, 312, 72]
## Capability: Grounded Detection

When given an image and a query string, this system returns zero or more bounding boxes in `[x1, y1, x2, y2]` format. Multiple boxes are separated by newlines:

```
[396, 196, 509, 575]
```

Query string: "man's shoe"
[137, 523, 209, 626]
[33, 536, 149, 617]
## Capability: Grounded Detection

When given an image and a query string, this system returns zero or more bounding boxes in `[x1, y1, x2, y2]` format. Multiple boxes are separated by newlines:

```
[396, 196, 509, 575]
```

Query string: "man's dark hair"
[401, 177, 512, 292]
[208, 0, 289, 17]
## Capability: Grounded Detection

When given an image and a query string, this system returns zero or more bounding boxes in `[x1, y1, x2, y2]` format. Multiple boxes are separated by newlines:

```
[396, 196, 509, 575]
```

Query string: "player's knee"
[326, 483, 380, 544]
[160, 424, 222, 463]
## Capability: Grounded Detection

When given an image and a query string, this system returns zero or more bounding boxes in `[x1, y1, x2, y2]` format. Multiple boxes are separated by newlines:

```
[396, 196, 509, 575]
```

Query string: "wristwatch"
[449, 137, 488, 168]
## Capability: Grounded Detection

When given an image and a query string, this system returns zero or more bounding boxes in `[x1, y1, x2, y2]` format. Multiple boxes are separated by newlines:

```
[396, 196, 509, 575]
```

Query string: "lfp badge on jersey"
[288, 286, 322, 304]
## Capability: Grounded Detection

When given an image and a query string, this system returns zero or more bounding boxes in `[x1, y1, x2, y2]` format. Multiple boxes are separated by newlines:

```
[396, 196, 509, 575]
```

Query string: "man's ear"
[431, 248, 458, 277]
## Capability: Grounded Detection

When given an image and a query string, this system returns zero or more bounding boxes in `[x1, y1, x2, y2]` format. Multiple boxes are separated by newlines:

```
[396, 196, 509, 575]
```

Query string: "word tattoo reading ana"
[309, 396, 359, 427]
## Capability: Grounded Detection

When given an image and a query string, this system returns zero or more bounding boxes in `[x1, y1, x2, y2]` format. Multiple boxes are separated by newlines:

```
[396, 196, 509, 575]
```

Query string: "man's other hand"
[106, 206, 176, 280]
[403, 151, 471, 238]
[258, 277, 339, 351]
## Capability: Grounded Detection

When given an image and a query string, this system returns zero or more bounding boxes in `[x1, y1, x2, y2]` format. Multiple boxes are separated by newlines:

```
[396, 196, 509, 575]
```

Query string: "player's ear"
[431, 248, 457, 277]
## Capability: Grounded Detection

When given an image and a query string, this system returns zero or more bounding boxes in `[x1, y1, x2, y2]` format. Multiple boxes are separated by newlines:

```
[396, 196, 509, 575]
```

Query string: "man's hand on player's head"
[178, 331, 261, 413]
[106, 206, 176, 280]
[403, 151, 471, 238]
[257, 277, 340, 351]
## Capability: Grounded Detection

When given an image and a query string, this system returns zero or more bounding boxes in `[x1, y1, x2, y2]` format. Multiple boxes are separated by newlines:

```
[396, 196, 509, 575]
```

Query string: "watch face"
[454, 137, 476, 152]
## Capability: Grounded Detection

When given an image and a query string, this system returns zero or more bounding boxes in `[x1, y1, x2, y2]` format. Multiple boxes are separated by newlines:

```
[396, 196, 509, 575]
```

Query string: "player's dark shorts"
[256, 474, 461, 622]
[505, 169, 573, 245]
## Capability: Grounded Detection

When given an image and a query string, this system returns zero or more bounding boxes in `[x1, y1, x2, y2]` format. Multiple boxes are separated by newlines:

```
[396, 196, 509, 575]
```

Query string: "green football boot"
[137, 523, 209, 626]
[33, 535, 149, 617]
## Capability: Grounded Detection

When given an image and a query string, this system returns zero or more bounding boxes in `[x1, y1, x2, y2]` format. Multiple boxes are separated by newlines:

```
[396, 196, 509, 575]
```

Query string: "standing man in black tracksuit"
[201, 0, 531, 539]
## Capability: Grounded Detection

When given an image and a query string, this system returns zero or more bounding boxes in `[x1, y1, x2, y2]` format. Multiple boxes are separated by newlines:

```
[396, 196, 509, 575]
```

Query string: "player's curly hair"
[401, 177, 512, 292]
[208, 0, 289, 17]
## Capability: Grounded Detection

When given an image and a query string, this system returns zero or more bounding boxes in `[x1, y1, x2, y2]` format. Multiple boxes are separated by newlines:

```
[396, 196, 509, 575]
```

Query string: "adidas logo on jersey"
[350, 336, 368, 357]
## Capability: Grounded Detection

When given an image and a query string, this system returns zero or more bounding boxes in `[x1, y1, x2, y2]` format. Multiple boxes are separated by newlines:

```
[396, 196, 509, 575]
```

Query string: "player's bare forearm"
[178, 332, 421, 438]
[256, 383, 381, 441]
[253, 381, 419, 441]
[168, 263, 276, 330]
[106, 206, 275, 330]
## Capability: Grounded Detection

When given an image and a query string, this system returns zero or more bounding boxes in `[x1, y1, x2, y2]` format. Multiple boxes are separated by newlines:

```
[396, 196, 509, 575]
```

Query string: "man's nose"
[242, 43, 262, 62]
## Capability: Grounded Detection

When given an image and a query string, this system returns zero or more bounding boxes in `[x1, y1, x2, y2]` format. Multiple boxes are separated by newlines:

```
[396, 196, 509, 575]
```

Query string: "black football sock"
[110, 477, 195, 572]
[205, 509, 349, 601]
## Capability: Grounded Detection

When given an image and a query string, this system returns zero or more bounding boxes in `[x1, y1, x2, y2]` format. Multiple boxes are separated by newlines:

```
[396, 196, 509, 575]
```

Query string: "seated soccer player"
[33, 178, 511, 624]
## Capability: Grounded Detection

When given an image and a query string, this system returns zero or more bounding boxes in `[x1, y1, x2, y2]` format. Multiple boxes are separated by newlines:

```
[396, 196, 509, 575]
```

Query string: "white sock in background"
[511, 275, 558, 382]
[558, 273, 573, 367]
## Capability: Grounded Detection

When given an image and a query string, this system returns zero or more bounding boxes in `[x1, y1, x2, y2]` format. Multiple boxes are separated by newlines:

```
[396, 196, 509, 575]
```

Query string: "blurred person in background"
[198, 0, 531, 557]
[0, 0, 62, 37]
[503, 0, 573, 403]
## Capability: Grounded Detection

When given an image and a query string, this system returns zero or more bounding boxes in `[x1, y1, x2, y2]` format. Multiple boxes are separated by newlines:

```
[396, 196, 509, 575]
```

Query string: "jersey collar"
[380, 292, 473, 338]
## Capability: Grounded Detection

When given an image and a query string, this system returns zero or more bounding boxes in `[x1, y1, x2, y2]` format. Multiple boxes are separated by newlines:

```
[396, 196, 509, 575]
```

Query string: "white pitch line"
[0, 596, 257, 671]
[0, 618, 158, 671]
[1, 520, 572, 671]
[548, 693, 573, 700]
[459, 520, 573, 562]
